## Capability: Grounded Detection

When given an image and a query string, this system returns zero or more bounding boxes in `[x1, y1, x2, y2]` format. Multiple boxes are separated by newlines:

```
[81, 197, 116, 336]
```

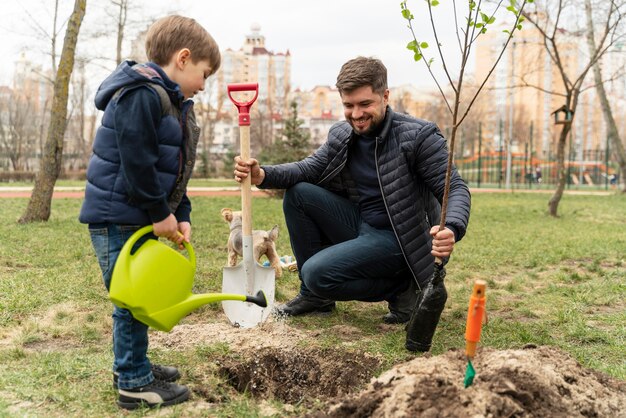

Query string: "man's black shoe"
[275, 294, 335, 316]
[113, 364, 180, 389]
[117, 380, 189, 410]
[383, 279, 420, 324]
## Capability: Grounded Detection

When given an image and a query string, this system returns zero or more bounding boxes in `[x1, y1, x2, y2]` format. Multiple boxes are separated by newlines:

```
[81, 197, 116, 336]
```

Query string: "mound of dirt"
[219, 346, 381, 405]
[316, 345, 626, 418]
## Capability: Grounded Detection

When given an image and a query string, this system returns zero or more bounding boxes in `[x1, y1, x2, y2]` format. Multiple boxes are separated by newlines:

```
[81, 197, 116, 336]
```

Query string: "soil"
[313, 345, 626, 418]
[150, 319, 625, 417]
[219, 346, 381, 405]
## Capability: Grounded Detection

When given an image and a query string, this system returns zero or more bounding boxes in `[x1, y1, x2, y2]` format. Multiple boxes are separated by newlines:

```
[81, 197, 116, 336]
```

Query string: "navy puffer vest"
[79, 62, 199, 225]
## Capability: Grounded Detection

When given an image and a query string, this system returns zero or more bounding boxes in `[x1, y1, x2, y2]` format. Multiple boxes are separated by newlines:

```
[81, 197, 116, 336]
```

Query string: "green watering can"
[109, 226, 267, 332]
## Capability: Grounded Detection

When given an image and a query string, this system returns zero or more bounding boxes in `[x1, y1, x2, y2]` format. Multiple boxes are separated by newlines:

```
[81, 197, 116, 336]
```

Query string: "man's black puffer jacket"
[259, 107, 471, 289]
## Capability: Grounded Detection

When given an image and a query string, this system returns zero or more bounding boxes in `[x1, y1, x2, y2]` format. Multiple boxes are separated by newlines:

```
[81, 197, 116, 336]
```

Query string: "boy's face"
[177, 59, 213, 99]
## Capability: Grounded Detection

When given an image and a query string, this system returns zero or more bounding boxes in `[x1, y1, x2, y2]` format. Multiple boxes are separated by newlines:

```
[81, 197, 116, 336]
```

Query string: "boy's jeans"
[89, 223, 154, 390]
[283, 182, 412, 302]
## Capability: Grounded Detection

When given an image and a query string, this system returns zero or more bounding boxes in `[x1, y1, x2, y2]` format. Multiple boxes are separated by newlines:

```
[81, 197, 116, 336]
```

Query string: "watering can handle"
[123, 225, 196, 269]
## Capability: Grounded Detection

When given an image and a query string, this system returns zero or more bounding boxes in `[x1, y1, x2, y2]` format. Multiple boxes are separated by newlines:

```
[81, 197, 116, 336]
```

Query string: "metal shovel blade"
[222, 237, 275, 328]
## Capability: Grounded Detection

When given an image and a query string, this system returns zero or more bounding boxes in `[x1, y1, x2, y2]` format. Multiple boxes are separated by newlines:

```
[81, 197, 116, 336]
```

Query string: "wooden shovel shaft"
[239, 125, 253, 237]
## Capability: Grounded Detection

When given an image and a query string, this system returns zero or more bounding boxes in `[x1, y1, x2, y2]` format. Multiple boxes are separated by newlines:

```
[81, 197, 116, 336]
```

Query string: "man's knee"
[301, 261, 335, 299]
[284, 182, 314, 205]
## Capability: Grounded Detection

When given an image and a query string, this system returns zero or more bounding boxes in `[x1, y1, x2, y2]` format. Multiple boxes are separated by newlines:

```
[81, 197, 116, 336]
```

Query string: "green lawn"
[0, 191, 624, 417]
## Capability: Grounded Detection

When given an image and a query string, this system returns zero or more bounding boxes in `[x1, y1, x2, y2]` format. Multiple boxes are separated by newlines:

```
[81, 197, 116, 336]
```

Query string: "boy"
[79, 15, 220, 409]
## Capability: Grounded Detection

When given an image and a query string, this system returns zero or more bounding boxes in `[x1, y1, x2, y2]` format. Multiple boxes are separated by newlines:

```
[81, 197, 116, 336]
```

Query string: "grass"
[0, 191, 624, 417]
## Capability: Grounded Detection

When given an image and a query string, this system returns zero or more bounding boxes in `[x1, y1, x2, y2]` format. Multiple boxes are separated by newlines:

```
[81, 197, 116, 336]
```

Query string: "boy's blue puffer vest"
[79, 61, 199, 225]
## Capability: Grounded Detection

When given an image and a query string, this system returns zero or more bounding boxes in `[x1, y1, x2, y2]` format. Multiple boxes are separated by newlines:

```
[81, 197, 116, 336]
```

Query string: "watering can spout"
[137, 290, 268, 332]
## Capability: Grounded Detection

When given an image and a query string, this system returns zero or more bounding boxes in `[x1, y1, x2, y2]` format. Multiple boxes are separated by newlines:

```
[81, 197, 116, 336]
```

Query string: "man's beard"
[350, 113, 384, 136]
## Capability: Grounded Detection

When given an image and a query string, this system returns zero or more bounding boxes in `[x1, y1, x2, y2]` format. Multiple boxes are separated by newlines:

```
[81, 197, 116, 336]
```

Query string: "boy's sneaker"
[113, 364, 180, 389]
[117, 380, 189, 410]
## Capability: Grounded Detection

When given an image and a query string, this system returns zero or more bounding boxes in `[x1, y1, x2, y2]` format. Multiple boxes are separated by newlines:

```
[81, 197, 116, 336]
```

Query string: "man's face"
[341, 85, 389, 136]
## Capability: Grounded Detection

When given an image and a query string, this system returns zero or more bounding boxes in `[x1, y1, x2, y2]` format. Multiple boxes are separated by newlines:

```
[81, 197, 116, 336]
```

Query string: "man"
[234, 56, 470, 324]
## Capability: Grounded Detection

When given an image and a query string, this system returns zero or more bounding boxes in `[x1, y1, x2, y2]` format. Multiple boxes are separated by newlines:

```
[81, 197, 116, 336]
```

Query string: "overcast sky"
[0, 0, 470, 91]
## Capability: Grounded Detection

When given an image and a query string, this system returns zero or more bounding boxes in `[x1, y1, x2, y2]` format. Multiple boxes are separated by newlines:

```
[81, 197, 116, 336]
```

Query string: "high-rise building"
[216, 24, 291, 120]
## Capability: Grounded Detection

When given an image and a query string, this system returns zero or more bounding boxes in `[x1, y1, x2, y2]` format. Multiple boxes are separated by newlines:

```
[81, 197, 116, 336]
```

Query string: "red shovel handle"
[227, 83, 259, 126]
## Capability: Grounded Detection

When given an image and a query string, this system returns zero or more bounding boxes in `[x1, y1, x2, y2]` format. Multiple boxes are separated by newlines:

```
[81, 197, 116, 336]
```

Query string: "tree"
[259, 101, 312, 165]
[522, 0, 625, 215]
[66, 58, 96, 171]
[401, 0, 533, 216]
[19, 0, 87, 224]
[584, 0, 626, 193]
[194, 76, 225, 177]
[0, 89, 34, 172]
[112, 0, 129, 65]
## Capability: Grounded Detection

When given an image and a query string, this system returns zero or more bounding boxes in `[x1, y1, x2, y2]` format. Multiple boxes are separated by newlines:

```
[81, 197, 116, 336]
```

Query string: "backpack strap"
[111, 83, 172, 117]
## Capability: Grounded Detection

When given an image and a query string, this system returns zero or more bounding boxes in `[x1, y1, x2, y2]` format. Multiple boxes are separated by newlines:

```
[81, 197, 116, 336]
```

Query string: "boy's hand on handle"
[234, 156, 265, 186]
[153, 214, 184, 246]
[177, 221, 192, 250]
[430, 225, 456, 258]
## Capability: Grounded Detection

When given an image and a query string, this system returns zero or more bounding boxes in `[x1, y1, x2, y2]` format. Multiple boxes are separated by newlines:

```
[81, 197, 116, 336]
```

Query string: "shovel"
[109, 226, 267, 332]
[222, 83, 276, 328]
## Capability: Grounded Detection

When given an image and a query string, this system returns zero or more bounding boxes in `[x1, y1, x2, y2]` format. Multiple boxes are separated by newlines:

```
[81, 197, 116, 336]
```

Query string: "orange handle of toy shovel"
[465, 279, 487, 358]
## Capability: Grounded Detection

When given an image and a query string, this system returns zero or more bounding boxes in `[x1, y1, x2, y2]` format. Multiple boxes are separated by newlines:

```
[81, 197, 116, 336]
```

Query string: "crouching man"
[234, 56, 471, 324]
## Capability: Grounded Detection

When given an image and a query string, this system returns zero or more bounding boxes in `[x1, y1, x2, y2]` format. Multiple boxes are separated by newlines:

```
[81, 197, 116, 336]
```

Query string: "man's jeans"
[283, 183, 411, 302]
[89, 223, 154, 390]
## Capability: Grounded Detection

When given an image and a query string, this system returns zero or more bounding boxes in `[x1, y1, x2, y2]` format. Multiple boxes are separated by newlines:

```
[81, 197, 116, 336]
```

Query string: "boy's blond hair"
[146, 15, 221, 75]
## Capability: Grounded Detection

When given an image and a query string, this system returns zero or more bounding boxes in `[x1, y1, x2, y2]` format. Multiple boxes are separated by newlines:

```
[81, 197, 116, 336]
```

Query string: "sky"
[0, 0, 469, 91]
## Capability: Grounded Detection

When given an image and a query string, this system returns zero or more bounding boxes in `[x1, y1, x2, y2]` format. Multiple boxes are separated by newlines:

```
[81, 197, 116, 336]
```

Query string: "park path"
[0, 186, 269, 199]
[0, 186, 615, 198]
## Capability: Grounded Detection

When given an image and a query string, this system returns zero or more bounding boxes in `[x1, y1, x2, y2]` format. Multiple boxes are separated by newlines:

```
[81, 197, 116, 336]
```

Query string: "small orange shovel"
[464, 279, 487, 388]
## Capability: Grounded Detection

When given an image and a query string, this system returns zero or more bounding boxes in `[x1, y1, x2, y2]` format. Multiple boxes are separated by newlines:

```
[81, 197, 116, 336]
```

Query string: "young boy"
[79, 15, 220, 410]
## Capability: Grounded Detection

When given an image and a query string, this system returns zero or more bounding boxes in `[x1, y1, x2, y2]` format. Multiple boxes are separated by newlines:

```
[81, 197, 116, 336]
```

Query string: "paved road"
[0, 186, 269, 198]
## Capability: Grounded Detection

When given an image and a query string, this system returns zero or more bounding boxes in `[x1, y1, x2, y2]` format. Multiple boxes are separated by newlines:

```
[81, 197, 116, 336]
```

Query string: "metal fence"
[456, 147, 621, 190]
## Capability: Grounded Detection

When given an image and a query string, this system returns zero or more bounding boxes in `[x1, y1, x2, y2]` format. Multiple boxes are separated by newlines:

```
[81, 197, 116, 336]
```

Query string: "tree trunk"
[19, 0, 87, 224]
[584, 0, 626, 193]
[115, 0, 128, 65]
[548, 123, 570, 217]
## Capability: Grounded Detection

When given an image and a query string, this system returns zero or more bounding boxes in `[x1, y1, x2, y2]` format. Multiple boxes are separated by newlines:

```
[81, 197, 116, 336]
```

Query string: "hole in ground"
[219, 346, 381, 404]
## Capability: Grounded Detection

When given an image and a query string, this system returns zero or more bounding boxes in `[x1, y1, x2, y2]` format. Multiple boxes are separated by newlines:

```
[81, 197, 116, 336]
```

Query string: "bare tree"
[19, 0, 87, 223]
[66, 58, 93, 170]
[194, 76, 225, 177]
[584, 0, 626, 192]
[112, 0, 129, 65]
[0, 90, 32, 171]
[401, 0, 532, 214]
[523, 0, 625, 215]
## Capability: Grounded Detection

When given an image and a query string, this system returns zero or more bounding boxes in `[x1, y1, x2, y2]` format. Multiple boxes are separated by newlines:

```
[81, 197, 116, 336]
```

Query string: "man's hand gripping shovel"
[222, 83, 275, 328]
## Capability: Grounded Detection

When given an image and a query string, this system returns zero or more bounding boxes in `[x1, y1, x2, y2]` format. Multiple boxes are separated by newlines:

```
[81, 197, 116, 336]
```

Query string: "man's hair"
[145, 15, 221, 76]
[335, 56, 387, 95]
